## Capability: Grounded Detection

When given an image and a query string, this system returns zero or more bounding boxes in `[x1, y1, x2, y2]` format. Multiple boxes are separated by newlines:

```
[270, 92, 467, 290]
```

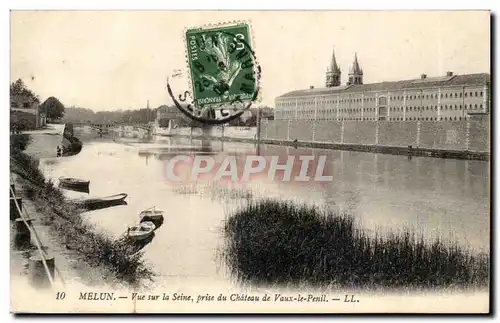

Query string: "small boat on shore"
[139, 207, 164, 221]
[59, 177, 90, 188]
[127, 221, 156, 241]
[73, 193, 128, 209]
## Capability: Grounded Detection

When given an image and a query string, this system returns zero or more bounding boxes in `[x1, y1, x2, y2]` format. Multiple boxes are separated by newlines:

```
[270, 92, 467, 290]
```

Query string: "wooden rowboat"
[127, 221, 156, 241]
[73, 193, 128, 209]
[139, 207, 164, 220]
[59, 177, 90, 187]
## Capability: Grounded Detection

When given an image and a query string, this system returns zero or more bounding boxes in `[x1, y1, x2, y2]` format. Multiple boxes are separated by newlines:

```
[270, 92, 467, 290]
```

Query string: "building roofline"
[277, 73, 490, 100]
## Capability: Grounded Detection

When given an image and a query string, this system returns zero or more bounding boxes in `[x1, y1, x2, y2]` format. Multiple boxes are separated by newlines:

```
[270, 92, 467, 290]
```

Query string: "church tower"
[347, 53, 363, 85]
[325, 47, 341, 87]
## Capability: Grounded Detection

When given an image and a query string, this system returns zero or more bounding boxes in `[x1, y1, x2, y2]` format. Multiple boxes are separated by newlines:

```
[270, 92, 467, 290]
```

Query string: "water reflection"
[78, 199, 128, 212]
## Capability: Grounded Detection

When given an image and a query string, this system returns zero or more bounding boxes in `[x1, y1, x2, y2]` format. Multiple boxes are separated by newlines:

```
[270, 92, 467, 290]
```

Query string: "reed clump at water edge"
[10, 134, 154, 287]
[223, 198, 489, 290]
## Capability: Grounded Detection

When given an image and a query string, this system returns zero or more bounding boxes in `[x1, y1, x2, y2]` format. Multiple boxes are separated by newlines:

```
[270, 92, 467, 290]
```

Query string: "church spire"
[326, 47, 341, 87]
[348, 52, 363, 85]
[328, 47, 341, 73]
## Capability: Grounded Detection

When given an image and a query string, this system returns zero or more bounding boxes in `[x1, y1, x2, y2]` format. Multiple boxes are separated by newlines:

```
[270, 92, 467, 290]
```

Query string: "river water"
[37, 130, 490, 289]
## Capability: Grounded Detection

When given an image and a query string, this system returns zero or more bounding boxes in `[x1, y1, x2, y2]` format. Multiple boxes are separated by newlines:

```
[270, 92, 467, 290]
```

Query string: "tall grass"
[10, 134, 154, 287]
[223, 199, 489, 290]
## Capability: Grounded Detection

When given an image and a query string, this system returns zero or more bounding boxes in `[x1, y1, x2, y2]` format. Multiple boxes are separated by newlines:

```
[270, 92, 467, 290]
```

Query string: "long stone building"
[275, 49, 490, 122]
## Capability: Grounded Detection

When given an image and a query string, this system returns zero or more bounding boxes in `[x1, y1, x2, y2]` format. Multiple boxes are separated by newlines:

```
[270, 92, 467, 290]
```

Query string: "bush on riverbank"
[10, 133, 32, 152]
[223, 199, 489, 290]
[10, 134, 154, 287]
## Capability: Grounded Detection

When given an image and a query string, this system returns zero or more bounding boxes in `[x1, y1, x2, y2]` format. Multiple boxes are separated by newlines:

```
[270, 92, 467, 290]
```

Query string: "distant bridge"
[72, 122, 153, 132]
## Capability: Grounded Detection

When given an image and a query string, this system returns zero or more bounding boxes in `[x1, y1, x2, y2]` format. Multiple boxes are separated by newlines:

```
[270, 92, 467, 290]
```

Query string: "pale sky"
[10, 11, 490, 111]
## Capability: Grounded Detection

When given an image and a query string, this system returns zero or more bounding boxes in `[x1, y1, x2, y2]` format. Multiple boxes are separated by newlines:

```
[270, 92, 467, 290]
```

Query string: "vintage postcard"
[9, 10, 490, 314]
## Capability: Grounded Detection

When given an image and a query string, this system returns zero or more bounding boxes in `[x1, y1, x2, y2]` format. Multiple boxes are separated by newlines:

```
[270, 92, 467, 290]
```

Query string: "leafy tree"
[40, 96, 65, 120]
[10, 78, 40, 103]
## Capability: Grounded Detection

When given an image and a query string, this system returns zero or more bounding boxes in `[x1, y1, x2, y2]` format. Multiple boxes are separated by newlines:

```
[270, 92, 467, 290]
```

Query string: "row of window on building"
[388, 90, 484, 101]
[273, 116, 471, 122]
[388, 104, 484, 112]
[277, 103, 483, 116]
[277, 90, 485, 108]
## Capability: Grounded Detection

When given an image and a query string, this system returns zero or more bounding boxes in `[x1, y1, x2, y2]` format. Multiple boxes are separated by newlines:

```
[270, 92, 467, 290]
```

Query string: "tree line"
[62, 107, 157, 125]
[63, 106, 274, 127]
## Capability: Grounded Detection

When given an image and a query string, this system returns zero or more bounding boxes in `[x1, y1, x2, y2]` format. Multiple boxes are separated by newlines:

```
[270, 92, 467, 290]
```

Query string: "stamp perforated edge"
[180, 19, 262, 112]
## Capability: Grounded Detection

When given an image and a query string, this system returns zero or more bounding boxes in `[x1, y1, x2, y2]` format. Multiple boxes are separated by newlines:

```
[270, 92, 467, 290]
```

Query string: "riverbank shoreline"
[160, 133, 489, 161]
[10, 132, 154, 290]
[10, 172, 116, 288]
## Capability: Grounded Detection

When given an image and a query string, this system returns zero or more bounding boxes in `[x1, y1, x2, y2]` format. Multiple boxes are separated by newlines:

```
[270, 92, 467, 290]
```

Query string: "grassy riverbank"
[10, 134, 154, 287]
[223, 199, 489, 290]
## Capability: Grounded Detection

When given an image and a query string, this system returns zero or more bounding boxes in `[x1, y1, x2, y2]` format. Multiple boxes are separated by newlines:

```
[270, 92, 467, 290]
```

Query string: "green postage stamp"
[185, 22, 257, 109]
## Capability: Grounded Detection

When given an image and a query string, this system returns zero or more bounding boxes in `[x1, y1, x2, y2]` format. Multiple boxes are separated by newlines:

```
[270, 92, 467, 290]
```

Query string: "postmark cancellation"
[184, 21, 259, 120]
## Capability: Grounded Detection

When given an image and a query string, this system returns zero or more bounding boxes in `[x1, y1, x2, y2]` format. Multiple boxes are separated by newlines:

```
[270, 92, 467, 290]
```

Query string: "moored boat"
[59, 177, 90, 187]
[127, 221, 156, 241]
[139, 207, 164, 220]
[73, 193, 128, 209]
